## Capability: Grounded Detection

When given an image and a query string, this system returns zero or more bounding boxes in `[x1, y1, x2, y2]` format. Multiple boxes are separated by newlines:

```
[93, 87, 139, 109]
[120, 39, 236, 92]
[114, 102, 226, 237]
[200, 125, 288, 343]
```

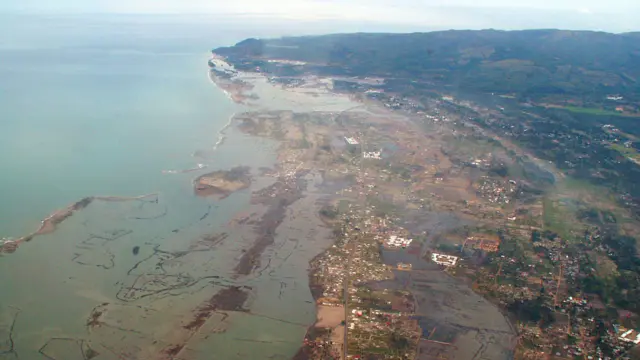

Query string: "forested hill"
[214, 30, 640, 104]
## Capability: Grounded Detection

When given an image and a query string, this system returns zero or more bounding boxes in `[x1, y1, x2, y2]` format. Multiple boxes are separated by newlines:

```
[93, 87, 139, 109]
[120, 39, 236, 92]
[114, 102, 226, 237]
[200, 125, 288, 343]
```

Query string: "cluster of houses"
[431, 253, 459, 267]
[344, 136, 359, 145]
[363, 151, 382, 159]
[385, 235, 412, 248]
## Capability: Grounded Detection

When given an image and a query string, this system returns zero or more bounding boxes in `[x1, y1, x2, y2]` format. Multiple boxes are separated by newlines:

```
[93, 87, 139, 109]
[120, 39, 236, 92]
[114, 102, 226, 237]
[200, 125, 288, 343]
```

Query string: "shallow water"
[0, 15, 273, 359]
[0, 15, 360, 359]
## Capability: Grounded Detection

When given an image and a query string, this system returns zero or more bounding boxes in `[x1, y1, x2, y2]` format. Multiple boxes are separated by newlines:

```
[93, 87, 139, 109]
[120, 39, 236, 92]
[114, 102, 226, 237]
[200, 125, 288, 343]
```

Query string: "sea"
[0, 14, 325, 359]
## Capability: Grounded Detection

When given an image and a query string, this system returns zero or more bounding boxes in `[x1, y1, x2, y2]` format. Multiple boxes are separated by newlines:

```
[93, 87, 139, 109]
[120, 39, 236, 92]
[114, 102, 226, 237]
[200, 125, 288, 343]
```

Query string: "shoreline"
[205, 58, 357, 358]
[208, 69, 235, 104]
[213, 112, 235, 152]
[205, 53, 517, 358]
[292, 244, 340, 360]
[0, 193, 158, 254]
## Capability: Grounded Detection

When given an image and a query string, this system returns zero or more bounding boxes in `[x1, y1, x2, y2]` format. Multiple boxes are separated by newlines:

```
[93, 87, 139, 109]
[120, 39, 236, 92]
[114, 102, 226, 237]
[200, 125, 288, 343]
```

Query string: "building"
[344, 137, 359, 145]
[385, 235, 412, 248]
[363, 151, 382, 159]
[431, 253, 459, 267]
[462, 234, 501, 252]
[618, 328, 640, 344]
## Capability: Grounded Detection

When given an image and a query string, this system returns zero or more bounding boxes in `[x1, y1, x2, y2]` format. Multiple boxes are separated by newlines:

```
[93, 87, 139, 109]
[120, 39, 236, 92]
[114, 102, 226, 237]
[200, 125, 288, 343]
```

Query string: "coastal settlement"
[208, 49, 640, 360]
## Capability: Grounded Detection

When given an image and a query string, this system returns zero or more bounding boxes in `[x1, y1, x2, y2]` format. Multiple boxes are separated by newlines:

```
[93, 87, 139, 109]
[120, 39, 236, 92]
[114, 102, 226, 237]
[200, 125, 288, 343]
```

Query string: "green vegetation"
[610, 143, 640, 162]
[215, 30, 640, 105]
[542, 197, 574, 241]
[560, 106, 638, 117]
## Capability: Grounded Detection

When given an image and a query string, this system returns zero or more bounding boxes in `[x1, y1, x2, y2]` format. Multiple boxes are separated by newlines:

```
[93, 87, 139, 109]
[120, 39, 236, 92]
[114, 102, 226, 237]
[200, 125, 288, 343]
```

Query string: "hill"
[214, 30, 640, 107]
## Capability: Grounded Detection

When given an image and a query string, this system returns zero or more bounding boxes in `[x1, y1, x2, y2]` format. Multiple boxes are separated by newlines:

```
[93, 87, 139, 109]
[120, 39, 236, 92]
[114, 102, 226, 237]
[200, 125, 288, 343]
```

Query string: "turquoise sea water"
[0, 15, 310, 359]
[0, 16, 239, 237]
[0, 15, 357, 359]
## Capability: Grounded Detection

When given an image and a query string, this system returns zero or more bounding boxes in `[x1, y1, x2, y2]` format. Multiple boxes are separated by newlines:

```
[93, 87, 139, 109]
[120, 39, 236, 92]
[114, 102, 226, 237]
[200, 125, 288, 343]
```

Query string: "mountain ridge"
[214, 29, 640, 107]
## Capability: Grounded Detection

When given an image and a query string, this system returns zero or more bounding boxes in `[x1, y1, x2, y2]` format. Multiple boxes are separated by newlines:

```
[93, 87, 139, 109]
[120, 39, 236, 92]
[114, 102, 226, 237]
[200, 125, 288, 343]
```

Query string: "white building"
[363, 151, 382, 159]
[344, 137, 359, 145]
[619, 329, 640, 344]
[386, 235, 412, 248]
[431, 253, 459, 267]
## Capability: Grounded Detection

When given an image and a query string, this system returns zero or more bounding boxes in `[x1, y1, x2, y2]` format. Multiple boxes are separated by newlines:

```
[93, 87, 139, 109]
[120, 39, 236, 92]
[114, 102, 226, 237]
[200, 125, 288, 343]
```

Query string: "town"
[213, 44, 640, 359]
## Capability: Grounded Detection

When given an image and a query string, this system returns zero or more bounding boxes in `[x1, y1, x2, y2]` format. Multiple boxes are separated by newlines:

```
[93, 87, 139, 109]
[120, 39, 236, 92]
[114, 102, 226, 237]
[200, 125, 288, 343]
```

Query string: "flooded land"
[207, 55, 518, 358]
[194, 166, 252, 198]
[0, 51, 521, 360]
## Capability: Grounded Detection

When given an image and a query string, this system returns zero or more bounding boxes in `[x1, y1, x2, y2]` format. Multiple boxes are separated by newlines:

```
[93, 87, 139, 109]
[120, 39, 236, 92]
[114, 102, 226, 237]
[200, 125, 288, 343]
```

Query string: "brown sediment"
[86, 303, 109, 331]
[162, 344, 184, 357]
[1, 241, 18, 254]
[194, 166, 252, 198]
[37, 196, 93, 235]
[0, 196, 93, 253]
[87, 310, 103, 328]
[183, 286, 250, 332]
[0, 193, 158, 255]
[161, 285, 251, 360]
[234, 174, 305, 275]
[207, 286, 251, 312]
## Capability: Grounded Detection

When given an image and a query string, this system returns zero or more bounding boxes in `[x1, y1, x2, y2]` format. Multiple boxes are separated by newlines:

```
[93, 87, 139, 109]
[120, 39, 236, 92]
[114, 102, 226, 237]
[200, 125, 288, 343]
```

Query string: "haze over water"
[0, 14, 307, 359]
[0, 15, 241, 237]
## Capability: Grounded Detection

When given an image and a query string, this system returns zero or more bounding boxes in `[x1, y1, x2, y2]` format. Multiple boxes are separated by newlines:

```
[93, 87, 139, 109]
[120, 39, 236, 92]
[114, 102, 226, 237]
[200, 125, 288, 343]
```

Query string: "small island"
[194, 166, 252, 198]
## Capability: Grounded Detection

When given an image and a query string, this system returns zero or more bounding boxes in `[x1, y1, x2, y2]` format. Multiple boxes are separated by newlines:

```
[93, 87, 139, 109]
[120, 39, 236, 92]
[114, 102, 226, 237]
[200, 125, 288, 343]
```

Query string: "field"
[610, 143, 640, 164]
[558, 106, 640, 118]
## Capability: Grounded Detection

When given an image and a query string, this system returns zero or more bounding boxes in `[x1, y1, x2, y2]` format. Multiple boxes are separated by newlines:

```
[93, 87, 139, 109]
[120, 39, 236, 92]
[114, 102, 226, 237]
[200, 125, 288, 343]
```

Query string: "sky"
[2, 0, 639, 33]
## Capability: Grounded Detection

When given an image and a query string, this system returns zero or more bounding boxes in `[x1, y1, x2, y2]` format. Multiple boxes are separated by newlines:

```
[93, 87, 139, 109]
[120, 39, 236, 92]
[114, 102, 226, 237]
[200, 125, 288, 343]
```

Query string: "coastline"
[0, 193, 158, 254]
[205, 51, 517, 359]
[213, 112, 235, 152]
[0, 48, 292, 360]
[205, 56, 356, 356]
[292, 236, 342, 360]
[0, 46, 519, 359]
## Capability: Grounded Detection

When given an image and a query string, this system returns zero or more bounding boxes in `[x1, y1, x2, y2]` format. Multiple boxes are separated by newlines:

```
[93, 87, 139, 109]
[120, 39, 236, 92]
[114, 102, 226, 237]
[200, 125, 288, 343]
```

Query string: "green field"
[610, 143, 640, 163]
[542, 197, 581, 241]
[560, 106, 639, 118]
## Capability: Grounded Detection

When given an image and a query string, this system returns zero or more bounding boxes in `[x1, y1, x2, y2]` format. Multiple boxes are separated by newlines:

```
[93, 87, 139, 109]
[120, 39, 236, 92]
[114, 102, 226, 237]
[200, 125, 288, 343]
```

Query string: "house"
[618, 328, 640, 344]
[462, 234, 501, 252]
[385, 235, 412, 248]
[431, 253, 459, 266]
[344, 137, 359, 145]
[363, 151, 382, 159]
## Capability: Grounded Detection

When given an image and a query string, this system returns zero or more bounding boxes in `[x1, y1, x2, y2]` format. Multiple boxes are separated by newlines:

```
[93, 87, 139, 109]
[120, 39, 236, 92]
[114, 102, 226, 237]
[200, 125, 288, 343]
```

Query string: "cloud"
[3, 0, 639, 32]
